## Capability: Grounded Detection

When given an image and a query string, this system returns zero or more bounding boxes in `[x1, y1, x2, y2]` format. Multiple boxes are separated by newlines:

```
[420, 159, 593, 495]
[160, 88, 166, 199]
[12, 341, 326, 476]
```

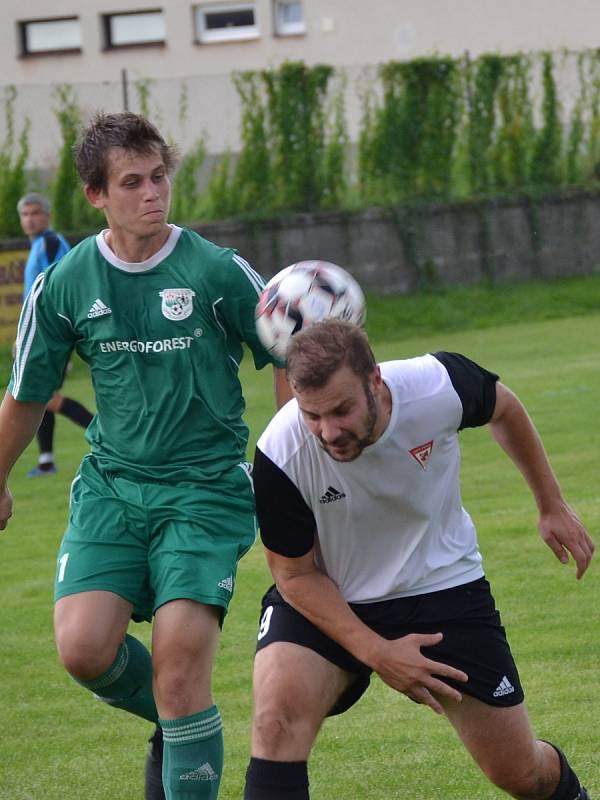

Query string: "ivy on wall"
[221, 49, 600, 216]
[51, 85, 83, 233]
[361, 57, 461, 201]
[5, 48, 600, 237]
[0, 86, 29, 237]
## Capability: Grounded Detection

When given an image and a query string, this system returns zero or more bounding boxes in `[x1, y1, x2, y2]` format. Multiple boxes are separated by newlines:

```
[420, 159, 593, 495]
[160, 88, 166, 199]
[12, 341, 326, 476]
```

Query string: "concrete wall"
[2, 189, 599, 305]
[2, 190, 599, 341]
[192, 192, 600, 291]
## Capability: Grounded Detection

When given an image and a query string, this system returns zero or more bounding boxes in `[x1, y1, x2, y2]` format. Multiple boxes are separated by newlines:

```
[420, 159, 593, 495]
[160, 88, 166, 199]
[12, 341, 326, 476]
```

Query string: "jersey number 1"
[57, 552, 70, 583]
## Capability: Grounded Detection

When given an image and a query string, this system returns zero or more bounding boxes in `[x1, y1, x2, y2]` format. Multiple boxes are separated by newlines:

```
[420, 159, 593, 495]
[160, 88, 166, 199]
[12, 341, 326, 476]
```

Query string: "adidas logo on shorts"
[218, 576, 233, 592]
[493, 675, 515, 697]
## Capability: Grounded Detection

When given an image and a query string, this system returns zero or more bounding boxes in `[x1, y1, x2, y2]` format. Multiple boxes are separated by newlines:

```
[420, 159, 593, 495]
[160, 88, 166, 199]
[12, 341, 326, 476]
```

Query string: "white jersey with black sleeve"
[254, 352, 499, 604]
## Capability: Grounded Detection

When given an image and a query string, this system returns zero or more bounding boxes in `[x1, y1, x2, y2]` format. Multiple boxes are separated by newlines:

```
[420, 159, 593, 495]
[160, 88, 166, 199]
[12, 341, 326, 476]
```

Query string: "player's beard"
[319, 384, 379, 462]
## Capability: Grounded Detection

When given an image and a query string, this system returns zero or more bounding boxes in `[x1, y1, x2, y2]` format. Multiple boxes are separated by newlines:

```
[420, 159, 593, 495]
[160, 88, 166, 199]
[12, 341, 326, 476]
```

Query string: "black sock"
[59, 397, 94, 428]
[544, 741, 585, 800]
[36, 411, 55, 456]
[244, 758, 309, 800]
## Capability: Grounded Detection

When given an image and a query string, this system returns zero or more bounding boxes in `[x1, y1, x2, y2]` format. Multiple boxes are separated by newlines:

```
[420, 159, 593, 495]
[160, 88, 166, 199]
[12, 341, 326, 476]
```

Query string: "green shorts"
[54, 455, 257, 622]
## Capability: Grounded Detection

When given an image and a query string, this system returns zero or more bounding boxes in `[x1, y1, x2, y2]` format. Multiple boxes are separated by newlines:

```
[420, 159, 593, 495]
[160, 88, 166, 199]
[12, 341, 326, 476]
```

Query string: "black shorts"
[255, 577, 524, 716]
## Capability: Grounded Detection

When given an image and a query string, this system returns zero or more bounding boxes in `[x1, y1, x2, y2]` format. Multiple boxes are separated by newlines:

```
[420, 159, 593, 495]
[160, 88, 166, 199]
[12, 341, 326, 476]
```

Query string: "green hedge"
[4, 49, 600, 236]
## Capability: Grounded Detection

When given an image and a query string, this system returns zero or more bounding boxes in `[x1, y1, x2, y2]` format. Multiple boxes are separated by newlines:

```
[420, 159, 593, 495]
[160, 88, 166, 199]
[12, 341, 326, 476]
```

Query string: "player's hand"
[372, 632, 468, 715]
[0, 486, 13, 531]
[538, 500, 595, 579]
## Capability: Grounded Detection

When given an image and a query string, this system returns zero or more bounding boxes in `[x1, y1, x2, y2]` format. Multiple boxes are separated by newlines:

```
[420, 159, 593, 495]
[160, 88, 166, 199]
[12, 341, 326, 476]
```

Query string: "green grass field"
[0, 278, 599, 799]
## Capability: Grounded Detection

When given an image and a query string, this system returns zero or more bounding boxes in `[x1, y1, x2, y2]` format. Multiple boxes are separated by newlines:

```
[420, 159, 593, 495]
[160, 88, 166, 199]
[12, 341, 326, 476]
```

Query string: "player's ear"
[371, 365, 382, 389]
[84, 184, 106, 210]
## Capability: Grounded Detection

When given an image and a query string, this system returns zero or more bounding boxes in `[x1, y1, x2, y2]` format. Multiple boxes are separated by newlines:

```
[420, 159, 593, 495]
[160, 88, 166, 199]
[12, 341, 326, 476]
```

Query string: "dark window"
[205, 10, 255, 29]
[194, 4, 259, 43]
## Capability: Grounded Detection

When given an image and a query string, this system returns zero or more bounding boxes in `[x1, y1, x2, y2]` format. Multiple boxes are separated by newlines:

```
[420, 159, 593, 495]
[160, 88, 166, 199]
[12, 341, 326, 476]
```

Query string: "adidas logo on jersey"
[180, 762, 219, 782]
[493, 675, 515, 697]
[319, 485, 346, 504]
[218, 575, 233, 592]
[88, 298, 112, 319]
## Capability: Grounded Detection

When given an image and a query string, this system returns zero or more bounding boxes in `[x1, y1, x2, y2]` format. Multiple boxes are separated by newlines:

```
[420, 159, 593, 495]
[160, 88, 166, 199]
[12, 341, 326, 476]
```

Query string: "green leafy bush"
[6, 48, 600, 234]
[0, 86, 30, 237]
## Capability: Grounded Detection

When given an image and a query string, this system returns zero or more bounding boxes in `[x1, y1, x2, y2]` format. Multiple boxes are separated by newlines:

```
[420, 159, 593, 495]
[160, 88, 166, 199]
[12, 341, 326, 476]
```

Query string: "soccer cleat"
[26, 464, 57, 477]
[144, 725, 165, 800]
[578, 790, 590, 800]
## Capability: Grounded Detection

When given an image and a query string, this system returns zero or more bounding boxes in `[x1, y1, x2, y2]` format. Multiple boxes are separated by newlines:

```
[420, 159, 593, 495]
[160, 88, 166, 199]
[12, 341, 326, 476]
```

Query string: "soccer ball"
[255, 260, 366, 360]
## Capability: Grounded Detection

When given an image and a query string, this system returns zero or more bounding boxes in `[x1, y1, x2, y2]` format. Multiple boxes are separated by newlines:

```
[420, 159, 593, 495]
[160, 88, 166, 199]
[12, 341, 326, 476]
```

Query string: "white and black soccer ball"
[255, 260, 366, 360]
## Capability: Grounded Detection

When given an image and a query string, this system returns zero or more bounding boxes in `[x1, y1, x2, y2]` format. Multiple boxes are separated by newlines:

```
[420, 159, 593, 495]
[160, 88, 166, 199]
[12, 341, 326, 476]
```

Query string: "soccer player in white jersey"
[0, 112, 291, 800]
[243, 319, 594, 800]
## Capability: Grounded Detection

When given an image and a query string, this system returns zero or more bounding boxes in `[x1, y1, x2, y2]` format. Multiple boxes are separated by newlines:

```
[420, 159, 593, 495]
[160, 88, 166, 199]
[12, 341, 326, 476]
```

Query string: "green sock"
[161, 706, 224, 799]
[75, 633, 158, 722]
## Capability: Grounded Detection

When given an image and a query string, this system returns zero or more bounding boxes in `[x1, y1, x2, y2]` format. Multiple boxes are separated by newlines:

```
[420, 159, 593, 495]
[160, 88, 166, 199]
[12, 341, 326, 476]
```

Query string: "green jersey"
[11, 225, 276, 482]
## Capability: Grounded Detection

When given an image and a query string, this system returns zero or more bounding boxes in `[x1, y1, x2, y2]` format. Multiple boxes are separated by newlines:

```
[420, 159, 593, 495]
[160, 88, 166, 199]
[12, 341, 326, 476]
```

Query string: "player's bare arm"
[489, 382, 594, 578]
[0, 392, 47, 530]
[265, 546, 468, 715]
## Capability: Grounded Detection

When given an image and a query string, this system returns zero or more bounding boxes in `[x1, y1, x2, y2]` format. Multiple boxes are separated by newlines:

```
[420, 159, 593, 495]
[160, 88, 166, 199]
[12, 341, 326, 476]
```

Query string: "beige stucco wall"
[4, 0, 600, 83]
[2, 0, 600, 165]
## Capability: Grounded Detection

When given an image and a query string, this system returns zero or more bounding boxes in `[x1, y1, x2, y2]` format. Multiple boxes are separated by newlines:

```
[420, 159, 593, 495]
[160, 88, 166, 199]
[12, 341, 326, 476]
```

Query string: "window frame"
[194, 3, 259, 44]
[272, 0, 306, 37]
[18, 16, 82, 58]
[101, 8, 166, 51]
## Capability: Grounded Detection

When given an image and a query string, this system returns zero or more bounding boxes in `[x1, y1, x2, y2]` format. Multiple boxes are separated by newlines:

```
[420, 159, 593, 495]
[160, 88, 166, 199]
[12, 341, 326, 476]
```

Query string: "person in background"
[17, 192, 93, 476]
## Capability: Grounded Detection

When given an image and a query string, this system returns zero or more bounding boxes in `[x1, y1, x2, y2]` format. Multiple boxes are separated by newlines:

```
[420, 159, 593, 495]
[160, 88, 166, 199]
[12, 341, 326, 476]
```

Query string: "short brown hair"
[286, 319, 376, 391]
[73, 111, 179, 192]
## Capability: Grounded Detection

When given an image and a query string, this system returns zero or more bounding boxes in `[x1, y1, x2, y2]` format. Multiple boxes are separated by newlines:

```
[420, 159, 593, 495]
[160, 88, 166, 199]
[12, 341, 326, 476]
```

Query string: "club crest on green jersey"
[159, 288, 196, 321]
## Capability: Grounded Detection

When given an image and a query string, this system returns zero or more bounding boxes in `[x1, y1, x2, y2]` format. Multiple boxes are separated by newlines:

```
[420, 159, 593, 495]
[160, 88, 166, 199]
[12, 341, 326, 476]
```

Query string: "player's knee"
[153, 656, 212, 714]
[252, 697, 315, 756]
[153, 664, 186, 706]
[47, 393, 63, 413]
[253, 707, 297, 753]
[56, 630, 117, 680]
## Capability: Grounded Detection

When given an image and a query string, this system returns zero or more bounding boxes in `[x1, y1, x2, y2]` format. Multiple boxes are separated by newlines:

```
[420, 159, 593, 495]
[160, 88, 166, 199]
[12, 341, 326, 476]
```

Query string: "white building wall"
[2, 0, 600, 166]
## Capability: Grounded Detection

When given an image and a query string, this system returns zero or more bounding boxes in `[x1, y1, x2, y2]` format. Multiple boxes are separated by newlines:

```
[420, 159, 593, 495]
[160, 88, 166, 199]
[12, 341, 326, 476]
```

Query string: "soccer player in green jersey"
[0, 112, 291, 800]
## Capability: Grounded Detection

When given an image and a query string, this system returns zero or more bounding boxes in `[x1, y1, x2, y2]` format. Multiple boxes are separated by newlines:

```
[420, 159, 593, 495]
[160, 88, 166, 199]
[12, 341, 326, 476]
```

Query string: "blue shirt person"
[17, 193, 93, 476]
[19, 193, 71, 298]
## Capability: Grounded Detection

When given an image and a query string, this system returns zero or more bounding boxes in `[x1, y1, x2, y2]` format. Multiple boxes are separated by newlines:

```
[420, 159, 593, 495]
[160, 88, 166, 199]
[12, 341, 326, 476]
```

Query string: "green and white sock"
[74, 633, 157, 722]
[161, 706, 224, 799]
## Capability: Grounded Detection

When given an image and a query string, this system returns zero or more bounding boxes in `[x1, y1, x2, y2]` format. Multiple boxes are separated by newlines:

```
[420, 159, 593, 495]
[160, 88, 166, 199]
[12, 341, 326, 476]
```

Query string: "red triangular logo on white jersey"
[409, 440, 433, 470]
